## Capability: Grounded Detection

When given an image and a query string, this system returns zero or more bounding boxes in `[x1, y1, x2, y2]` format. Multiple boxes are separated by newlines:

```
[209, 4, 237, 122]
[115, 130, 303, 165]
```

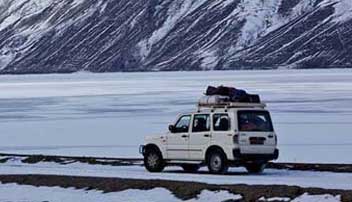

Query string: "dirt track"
[1, 153, 352, 173]
[0, 174, 351, 202]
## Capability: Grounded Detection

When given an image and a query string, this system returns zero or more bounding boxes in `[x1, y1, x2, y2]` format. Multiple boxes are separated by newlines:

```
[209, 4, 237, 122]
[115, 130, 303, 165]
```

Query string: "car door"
[189, 114, 211, 160]
[237, 110, 276, 154]
[166, 115, 191, 160]
[211, 113, 233, 150]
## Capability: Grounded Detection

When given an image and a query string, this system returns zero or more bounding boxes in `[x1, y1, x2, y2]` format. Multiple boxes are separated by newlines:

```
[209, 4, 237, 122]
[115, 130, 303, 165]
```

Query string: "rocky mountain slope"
[0, 0, 351, 73]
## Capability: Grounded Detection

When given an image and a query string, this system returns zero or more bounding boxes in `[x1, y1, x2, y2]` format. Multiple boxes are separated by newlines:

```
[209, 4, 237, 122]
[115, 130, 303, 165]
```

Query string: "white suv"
[140, 103, 279, 174]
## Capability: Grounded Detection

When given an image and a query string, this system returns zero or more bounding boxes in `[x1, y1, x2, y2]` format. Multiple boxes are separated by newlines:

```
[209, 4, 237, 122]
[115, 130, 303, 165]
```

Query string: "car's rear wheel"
[207, 149, 228, 174]
[144, 149, 165, 172]
[245, 163, 266, 174]
[181, 164, 200, 173]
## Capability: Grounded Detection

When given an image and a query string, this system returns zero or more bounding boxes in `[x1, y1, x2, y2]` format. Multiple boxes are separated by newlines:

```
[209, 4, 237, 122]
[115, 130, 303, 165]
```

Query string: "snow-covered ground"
[0, 183, 342, 202]
[0, 158, 351, 190]
[0, 69, 352, 163]
[0, 184, 242, 202]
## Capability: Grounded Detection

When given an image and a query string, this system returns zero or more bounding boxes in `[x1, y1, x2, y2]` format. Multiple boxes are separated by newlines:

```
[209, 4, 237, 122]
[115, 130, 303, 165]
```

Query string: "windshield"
[238, 110, 274, 132]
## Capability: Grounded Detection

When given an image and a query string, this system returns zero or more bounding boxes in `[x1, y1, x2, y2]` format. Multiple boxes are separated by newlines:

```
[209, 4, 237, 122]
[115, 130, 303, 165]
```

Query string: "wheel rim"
[147, 153, 159, 168]
[210, 154, 222, 171]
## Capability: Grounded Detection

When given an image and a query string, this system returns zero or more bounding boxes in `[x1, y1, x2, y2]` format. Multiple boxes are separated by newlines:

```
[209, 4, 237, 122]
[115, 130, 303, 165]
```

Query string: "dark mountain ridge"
[0, 0, 351, 74]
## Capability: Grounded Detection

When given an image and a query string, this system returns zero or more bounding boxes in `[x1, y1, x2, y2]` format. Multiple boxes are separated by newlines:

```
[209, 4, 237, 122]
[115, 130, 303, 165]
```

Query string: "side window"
[213, 114, 230, 131]
[174, 115, 191, 133]
[192, 114, 210, 132]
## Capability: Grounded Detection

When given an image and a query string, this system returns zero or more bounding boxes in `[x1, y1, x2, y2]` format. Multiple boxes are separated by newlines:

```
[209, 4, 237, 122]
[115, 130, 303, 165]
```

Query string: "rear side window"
[174, 115, 191, 133]
[238, 111, 273, 132]
[213, 114, 230, 131]
[192, 114, 210, 132]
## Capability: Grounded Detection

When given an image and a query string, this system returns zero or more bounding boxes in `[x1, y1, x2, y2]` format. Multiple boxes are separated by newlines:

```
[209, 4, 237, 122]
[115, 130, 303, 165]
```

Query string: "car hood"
[145, 134, 166, 141]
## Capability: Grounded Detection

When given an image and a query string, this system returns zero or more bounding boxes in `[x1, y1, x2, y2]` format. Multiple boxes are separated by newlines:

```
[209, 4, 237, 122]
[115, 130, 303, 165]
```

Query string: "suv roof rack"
[197, 102, 266, 112]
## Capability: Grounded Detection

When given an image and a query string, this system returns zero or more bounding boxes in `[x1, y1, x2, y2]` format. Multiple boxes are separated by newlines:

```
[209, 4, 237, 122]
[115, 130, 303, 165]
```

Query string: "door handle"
[204, 134, 211, 137]
[181, 135, 189, 138]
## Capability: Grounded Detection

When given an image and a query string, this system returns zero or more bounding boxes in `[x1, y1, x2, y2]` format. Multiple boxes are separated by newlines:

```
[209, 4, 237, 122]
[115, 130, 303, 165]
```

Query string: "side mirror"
[168, 125, 176, 133]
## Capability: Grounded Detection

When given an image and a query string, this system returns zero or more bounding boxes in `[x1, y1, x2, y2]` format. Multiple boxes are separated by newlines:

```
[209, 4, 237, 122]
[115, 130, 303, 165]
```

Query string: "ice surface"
[0, 69, 352, 163]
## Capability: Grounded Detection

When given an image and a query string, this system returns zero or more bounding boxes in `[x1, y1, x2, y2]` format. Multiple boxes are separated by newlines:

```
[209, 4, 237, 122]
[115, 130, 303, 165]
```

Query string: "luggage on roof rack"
[198, 85, 265, 111]
[205, 86, 261, 103]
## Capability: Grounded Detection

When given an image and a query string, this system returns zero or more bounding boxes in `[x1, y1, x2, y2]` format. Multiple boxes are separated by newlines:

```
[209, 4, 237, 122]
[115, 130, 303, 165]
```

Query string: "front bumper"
[139, 145, 145, 155]
[233, 148, 279, 162]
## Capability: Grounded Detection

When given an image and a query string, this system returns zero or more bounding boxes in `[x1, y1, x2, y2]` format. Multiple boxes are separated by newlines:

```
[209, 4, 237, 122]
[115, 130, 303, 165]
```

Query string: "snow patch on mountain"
[0, 0, 54, 70]
[332, 0, 352, 22]
[235, 0, 282, 50]
[138, 0, 209, 61]
[0, 0, 53, 31]
[198, 49, 218, 69]
[0, 0, 109, 70]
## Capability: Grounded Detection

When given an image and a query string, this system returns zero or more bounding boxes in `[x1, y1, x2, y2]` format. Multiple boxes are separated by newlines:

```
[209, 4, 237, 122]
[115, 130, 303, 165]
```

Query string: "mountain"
[0, 0, 351, 74]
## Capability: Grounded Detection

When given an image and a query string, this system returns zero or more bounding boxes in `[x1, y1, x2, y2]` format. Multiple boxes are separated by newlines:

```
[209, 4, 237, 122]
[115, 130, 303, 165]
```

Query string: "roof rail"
[197, 102, 266, 112]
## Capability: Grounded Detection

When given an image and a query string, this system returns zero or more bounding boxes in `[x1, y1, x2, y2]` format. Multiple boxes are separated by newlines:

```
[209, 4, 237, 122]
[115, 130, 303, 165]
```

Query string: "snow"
[331, 0, 352, 22]
[259, 196, 291, 201]
[0, 0, 54, 31]
[70, 0, 86, 7]
[0, 182, 341, 202]
[291, 193, 341, 202]
[198, 49, 219, 70]
[0, 183, 242, 202]
[0, 159, 351, 190]
[0, 0, 56, 68]
[138, 0, 208, 60]
[0, 69, 352, 163]
[235, 0, 282, 50]
[263, 0, 316, 36]
[259, 194, 342, 202]
[0, 0, 107, 70]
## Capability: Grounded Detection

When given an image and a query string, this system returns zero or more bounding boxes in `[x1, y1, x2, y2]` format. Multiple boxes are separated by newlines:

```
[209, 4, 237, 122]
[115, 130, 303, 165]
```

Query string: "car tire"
[245, 163, 266, 174]
[144, 149, 165, 173]
[207, 149, 228, 174]
[181, 164, 200, 173]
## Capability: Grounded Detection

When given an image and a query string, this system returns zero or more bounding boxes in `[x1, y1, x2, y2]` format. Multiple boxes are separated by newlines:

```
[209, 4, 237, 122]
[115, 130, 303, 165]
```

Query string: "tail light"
[275, 135, 278, 145]
[233, 134, 239, 144]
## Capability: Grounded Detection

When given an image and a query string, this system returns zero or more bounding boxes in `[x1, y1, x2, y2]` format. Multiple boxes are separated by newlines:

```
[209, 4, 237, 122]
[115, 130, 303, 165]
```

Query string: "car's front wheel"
[207, 149, 228, 174]
[144, 149, 165, 172]
[245, 163, 266, 174]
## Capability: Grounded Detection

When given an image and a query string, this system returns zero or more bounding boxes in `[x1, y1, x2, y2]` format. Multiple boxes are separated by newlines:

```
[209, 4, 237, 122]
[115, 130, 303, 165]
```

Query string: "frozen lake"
[0, 69, 351, 163]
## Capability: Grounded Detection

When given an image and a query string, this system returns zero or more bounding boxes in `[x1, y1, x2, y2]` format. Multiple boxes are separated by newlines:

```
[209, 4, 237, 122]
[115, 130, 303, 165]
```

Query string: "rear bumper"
[233, 148, 279, 162]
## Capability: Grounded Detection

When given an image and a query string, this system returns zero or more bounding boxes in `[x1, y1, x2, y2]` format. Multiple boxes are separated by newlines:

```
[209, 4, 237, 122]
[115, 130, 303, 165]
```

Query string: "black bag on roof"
[206, 86, 219, 96]
[206, 85, 237, 96]
[247, 94, 261, 103]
